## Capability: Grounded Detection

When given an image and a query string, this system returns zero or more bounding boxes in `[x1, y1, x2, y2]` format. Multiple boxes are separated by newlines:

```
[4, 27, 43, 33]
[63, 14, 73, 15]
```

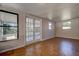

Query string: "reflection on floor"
[0, 37, 79, 56]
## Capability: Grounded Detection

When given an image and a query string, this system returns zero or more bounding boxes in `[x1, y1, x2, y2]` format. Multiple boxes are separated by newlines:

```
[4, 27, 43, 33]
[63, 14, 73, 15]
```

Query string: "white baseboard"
[0, 45, 25, 53]
[56, 36, 79, 40]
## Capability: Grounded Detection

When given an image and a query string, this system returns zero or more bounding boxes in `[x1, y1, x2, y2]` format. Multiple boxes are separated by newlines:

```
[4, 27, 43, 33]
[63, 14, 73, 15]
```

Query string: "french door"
[26, 17, 42, 44]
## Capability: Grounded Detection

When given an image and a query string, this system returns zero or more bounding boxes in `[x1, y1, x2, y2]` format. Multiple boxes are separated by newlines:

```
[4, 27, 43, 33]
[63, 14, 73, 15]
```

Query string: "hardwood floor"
[0, 37, 79, 56]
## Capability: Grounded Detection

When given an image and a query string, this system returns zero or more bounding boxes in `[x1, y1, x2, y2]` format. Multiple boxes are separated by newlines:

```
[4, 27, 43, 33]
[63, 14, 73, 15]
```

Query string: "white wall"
[0, 5, 55, 53]
[42, 19, 55, 40]
[56, 18, 79, 39]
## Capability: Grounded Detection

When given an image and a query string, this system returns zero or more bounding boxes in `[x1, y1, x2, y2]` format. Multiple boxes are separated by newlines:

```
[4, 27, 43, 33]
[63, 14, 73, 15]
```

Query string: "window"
[0, 10, 18, 41]
[62, 21, 71, 29]
[49, 22, 52, 30]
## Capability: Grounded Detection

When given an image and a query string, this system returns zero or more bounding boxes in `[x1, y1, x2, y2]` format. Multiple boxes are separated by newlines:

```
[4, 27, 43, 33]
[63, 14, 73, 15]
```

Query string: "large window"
[0, 10, 18, 41]
[62, 21, 71, 29]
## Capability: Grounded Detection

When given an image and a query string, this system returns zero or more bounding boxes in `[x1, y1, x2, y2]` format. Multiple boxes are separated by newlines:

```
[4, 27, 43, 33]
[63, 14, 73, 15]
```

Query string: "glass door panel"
[26, 18, 34, 42]
[34, 20, 41, 40]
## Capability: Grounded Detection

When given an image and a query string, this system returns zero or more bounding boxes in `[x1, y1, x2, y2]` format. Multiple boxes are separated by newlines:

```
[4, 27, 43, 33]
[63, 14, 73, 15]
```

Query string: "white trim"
[0, 45, 25, 53]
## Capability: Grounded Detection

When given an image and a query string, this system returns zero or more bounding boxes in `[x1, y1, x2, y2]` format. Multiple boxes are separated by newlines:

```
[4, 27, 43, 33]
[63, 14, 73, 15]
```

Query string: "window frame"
[0, 10, 19, 41]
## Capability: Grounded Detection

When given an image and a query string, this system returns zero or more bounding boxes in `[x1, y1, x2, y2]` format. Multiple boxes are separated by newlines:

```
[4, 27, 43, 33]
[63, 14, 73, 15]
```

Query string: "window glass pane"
[35, 32, 40, 40]
[3, 22, 17, 26]
[35, 20, 40, 27]
[30, 18, 33, 23]
[63, 27, 71, 29]
[0, 12, 17, 27]
[49, 22, 52, 30]
[26, 32, 33, 41]
[26, 22, 33, 28]
[0, 12, 17, 23]
[63, 21, 71, 27]
[26, 17, 28, 22]
[3, 27, 17, 40]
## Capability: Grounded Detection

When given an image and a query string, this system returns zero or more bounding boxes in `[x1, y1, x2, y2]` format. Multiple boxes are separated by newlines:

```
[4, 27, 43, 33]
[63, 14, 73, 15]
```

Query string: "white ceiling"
[1, 3, 79, 21]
